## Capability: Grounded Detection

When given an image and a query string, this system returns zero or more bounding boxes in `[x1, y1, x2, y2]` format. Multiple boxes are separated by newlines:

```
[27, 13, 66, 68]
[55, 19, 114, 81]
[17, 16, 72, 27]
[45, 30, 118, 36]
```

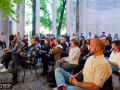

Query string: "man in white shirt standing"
[0, 32, 5, 49]
[87, 32, 94, 40]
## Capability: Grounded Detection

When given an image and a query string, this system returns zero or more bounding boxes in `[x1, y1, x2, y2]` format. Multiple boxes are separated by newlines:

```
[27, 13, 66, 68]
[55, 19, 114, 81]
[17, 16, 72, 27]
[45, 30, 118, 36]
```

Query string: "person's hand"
[61, 57, 65, 61]
[69, 76, 78, 86]
[83, 56, 87, 59]
[20, 52, 24, 55]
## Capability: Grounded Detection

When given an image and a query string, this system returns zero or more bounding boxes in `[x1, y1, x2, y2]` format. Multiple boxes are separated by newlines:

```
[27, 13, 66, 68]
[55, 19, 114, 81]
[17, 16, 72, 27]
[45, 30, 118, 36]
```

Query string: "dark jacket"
[61, 42, 67, 51]
[43, 44, 50, 54]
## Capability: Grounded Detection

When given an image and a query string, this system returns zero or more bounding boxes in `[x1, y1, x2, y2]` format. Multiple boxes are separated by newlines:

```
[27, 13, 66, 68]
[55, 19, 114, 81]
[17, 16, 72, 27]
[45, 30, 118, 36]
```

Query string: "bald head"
[92, 39, 105, 50]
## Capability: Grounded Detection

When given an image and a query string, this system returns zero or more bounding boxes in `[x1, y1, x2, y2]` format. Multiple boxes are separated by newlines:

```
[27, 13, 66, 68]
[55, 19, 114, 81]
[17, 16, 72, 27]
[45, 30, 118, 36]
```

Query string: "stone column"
[66, 0, 73, 36]
[17, 2, 25, 40]
[35, 0, 40, 37]
[79, 0, 87, 38]
[52, 0, 56, 36]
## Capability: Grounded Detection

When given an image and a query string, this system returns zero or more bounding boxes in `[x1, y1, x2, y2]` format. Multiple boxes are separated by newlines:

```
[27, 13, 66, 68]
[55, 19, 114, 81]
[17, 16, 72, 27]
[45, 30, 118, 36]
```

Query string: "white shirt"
[108, 51, 120, 69]
[0, 36, 4, 42]
[87, 35, 94, 40]
[64, 47, 80, 65]
[83, 55, 112, 88]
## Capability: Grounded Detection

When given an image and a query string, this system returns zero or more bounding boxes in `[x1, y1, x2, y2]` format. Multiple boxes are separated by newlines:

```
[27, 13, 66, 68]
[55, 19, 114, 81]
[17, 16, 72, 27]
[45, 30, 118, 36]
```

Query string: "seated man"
[61, 38, 67, 58]
[54, 39, 112, 90]
[55, 38, 80, 70]
[8, 36, 40, 85]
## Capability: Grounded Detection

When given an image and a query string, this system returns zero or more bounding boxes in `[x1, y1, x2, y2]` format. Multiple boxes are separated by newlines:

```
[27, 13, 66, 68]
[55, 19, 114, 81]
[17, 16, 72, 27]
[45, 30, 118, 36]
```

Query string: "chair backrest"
[100, 75, 113, 90]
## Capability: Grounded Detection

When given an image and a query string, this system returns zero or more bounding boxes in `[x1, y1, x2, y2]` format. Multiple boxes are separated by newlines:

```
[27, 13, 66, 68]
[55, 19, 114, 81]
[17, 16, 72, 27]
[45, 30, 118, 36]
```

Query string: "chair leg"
[30, 68, 32, 74]
[23, 69, 26, 83]
[34, 67, 39, 79]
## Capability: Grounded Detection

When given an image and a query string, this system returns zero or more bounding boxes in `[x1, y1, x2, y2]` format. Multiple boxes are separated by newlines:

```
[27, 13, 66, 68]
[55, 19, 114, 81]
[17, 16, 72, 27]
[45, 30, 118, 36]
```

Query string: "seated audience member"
[113, 34, 119, 41]
[106, 34, 112, 41]
[52, 39, 56, 48]
[65, 39, 69, 51]
[87, 32, 94, 41]
[13, 35, 17, 43]
[80, 40, 88, 56]
[8, 36, 40, 85]
[55, 38, 80, 70]
[38, 39, 50, 58]
[40, 39, 63, 75]
[100, 31, 106, 38]
[61, 38, 67, 57]
[50, 39, 53, 48]
[1, 40, 15, 58]
[54, 39, 112, 90]
[103, 39, 112, 57]
[0, 39, 28, 72]
[78, 33, 85, 48]
[107, 40, 120, 72]
[86, 39, 90, 50]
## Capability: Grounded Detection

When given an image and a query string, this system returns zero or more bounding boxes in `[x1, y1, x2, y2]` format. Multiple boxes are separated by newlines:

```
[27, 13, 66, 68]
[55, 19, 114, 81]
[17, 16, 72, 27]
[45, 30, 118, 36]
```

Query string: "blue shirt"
[113, 37, 119, 41]
[100, 35, 106, 38]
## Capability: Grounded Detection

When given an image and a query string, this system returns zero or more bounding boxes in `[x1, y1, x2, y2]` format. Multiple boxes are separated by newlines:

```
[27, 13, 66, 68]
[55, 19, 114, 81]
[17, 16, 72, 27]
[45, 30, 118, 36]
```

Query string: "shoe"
[49, 81, 57, 88]
[0, 63, 3, 67]
[40, 72, 47, 76]
[9, 66, 21, 73]
[47, 75, 55, 82]
[10, 80, 18, 85]
[0, 67, 8, 72]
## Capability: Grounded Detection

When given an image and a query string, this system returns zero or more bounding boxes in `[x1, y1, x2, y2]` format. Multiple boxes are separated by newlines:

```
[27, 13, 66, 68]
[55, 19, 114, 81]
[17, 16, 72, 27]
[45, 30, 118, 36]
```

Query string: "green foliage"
[0, 0, 24, 23]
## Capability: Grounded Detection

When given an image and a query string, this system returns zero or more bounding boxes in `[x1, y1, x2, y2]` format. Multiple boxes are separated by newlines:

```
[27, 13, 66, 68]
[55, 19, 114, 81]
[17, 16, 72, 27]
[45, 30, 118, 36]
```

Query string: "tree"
[0, 0, 24, 23]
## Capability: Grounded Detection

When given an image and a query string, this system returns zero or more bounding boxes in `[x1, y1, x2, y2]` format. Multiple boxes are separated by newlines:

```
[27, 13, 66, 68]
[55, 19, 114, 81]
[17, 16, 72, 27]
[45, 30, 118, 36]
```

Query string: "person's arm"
[108, 60, 119, 66]
[50, 47, 61, 54]
[21, 47, 40, 58]
[64, 48, 80, 62]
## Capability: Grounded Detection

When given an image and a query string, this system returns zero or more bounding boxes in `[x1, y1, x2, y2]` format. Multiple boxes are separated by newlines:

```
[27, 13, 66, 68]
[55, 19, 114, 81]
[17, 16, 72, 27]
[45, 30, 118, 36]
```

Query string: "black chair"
[22, 56, 39, 83]
[100, 75, 113, 90]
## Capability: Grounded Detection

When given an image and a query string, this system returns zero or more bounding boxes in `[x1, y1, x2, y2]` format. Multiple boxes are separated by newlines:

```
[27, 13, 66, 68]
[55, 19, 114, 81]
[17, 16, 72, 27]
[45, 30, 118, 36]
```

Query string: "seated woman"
[80, 39, 88, 56]
[38, 39, 50, 58]
[108, 40, 120, 72]
[0, 39, 28, 72]
[40, 39, 63, 75]
[103, 39, 112, 57]
[86, 39, 90, 50]
[1, 40, 15, 58]
[55, 38, 80, 70]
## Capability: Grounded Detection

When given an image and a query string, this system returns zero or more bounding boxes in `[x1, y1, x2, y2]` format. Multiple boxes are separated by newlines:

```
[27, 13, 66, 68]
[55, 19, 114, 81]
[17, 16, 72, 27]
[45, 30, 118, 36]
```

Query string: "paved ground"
[0, 50, 120, 90]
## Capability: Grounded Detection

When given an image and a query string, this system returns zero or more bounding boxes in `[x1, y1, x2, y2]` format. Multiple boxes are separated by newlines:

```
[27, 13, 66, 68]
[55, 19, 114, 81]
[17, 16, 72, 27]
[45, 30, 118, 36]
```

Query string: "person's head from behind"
[31, 36, 39, 46]
[115, 34, 118, 38]
[21, 39, 28, 47]
[54, 39, 60, 46]
[112, 40, 120, 52]
[82, 39, 86, 45]
[71, 38, 79, 48]
[87, 39, 90, 45]
[15, 43, 19, 47]
[61, 38, 65, 44]
[89, 39, 105, 55]
[106, 39, 111, 45]
[11, 40, 15, 45]
[44, 39, 50, 45]
[102, 32, 105, 35]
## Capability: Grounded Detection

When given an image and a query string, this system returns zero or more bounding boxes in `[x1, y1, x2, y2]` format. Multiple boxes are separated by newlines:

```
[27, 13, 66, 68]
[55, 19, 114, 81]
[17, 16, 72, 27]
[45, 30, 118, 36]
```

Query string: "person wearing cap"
[0, 32, 5, 49]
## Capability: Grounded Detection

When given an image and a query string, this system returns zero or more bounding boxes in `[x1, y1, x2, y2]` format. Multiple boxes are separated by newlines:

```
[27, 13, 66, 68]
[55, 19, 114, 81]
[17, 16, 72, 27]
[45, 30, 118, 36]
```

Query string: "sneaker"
[0, 68, 8, 72]
[0, 63, 3, 67]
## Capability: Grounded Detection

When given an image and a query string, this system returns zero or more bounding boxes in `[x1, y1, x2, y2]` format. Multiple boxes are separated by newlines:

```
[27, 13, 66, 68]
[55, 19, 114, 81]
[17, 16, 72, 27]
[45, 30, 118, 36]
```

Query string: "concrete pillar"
[52, 0, 56, 36]
[35, 0, 40, 37]
[66, 0, 73, 36]
[17, 2, 25, 39]
[79, 0, 87, 38]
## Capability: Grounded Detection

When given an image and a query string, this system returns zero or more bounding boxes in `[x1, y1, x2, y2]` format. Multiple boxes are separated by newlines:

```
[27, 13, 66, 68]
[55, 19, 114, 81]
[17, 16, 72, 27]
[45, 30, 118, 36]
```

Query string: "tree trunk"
[32, 0, 36, 36]
[57, 0, 66, 35]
